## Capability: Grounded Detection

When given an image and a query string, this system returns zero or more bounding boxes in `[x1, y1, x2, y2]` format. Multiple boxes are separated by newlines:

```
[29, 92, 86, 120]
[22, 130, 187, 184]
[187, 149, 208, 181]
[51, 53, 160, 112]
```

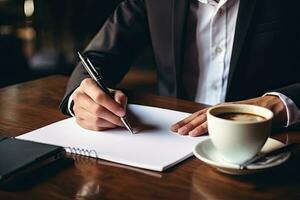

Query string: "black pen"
[77, 52, 134, 134]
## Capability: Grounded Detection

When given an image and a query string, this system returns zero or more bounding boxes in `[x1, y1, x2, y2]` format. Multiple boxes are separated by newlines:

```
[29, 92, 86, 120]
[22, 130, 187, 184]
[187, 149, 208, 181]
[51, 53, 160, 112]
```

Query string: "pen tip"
[130, 129, 135, 134]
[121, 117, 135, 134]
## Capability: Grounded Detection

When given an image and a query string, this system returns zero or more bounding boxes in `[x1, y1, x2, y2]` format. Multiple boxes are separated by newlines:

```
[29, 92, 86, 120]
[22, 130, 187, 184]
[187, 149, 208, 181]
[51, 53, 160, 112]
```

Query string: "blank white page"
[17, 104, 208, 171]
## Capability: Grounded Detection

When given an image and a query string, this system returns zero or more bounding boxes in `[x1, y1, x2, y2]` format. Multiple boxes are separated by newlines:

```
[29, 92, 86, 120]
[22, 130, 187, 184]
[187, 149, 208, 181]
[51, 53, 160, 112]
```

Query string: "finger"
[73, 90, 96, 114]
[75, 117, 117, 131]
[80, 78, 125, 117]
[74, 87, 124, 127]
[74, 106, 120, 128]
[177, 113, 207, 135]
[264, 96, 287, 125]
[188, 121, 208, 137]
[73, 94, 124, 127]
[114, 90, 128, 111]
[171, 109, 207, 132]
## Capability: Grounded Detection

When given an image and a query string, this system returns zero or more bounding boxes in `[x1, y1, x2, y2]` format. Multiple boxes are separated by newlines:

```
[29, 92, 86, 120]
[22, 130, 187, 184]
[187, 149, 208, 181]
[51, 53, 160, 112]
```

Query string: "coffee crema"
[217, 112, 266, 122]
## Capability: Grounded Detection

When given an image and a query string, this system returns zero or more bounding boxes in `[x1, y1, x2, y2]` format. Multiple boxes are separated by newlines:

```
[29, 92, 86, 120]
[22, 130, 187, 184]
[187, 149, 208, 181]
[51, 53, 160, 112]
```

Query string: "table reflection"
[190, 158, 300, 200]
[74, 158, 102, 199]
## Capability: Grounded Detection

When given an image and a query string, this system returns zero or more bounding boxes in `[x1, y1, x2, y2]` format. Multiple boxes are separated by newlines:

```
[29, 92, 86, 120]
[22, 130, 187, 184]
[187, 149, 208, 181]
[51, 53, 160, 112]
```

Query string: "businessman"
[60, 0, 300, 136]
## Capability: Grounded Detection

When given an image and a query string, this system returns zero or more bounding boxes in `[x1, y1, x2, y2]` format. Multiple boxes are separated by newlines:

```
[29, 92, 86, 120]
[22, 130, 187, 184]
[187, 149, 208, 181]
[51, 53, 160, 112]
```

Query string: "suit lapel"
[172, 0, 189, 97]
[226, 0, 256, 98]
[226, 0, 257, 98]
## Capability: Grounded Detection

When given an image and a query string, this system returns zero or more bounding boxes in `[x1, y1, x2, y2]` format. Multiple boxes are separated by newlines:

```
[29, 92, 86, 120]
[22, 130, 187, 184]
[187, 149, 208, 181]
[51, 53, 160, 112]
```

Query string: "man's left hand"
[170, 95, 287, 137]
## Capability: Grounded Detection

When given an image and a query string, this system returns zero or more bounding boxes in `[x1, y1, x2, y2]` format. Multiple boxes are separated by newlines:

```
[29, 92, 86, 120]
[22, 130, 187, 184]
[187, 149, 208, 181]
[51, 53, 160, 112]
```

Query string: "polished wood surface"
[0, 75, 300, 199]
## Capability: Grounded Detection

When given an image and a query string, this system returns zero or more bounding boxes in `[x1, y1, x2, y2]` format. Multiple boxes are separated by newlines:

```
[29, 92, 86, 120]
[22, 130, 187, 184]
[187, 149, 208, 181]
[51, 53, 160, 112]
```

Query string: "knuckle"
[94, 91, 105, 103]
[94, 117, 103, 125]
[198, 126, 205, 131]
[102, 94, 112, 105]
[93, 105, 104, 116]
[198, 124, 208, 133]
[93, 117, 103, 126]
[185, 123, 194, 130]
[195, 110, 203, 116]
[260, 102, 270, 109]
[72, 91, 81, 102]
[176, 121, 185, 127]
[193, 127, 202, 135]
[80, 79, 88, 88]
[81, 78, 92, 87]
[190, 113, 198, 119]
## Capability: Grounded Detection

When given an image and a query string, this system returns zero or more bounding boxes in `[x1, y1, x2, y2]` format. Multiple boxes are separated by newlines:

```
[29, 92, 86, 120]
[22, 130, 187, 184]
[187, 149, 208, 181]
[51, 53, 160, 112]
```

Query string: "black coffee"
[217, 112, 266, 122]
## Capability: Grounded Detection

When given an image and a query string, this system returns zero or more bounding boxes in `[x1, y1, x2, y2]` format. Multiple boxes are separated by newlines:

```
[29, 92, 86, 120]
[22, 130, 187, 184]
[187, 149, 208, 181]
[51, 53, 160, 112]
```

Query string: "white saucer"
[193, 138, 291, 175]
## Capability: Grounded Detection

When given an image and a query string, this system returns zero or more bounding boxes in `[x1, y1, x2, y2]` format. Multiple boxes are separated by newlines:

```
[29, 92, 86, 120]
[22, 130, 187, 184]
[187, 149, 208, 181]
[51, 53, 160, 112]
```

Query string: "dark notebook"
[0, 136, 65, 185]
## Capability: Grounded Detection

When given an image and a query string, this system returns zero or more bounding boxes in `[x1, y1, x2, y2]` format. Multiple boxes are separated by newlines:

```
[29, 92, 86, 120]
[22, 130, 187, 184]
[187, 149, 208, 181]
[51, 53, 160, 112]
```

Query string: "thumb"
[114, 90, 128, 113]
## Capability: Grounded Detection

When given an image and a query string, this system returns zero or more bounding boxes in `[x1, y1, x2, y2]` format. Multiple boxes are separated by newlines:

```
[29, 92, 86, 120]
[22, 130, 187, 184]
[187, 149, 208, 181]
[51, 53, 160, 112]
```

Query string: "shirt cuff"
[67, 88, 79, 117]
[264, 92, 300, 127]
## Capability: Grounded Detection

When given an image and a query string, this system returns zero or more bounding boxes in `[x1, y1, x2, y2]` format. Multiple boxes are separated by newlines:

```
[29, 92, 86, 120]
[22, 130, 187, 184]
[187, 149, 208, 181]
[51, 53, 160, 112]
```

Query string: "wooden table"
[0, 75, 299, 200]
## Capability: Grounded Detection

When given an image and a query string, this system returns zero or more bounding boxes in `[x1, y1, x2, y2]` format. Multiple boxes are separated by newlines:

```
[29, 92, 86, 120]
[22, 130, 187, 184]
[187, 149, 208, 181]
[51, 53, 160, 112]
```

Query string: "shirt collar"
[198, 0, 211, 3]
[197, 0, 229, 9]
[197, 0, 225, 4]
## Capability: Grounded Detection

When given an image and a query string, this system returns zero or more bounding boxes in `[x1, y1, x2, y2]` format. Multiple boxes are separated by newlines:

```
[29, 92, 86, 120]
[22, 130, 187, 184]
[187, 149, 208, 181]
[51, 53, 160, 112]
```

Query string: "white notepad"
[17, 104, 208, 171]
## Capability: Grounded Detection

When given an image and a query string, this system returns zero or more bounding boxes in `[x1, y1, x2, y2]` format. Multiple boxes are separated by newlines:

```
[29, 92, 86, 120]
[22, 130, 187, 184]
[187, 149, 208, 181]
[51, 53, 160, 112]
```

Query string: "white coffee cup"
[207, 104, 274, 164]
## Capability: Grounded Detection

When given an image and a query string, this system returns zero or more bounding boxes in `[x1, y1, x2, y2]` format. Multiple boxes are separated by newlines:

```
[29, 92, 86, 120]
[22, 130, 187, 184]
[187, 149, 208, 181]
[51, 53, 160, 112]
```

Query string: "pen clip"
[86, 57, 102, 78]
[77, 52, 104, 80]
[77, 52, 98, 80]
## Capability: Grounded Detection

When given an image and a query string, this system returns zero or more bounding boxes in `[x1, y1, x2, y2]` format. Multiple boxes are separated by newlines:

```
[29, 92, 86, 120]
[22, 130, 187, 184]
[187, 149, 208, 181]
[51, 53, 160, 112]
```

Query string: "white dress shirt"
[183, 0, 239, 105]
[68, 0, 300, 126]
[182, 0, 300, 126]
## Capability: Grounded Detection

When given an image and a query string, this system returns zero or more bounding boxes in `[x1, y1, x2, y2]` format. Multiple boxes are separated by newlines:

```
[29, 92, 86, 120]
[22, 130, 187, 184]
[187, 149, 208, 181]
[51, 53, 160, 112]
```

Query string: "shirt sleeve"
[67, 88, 79, 117]
[264, 92, 300, 127]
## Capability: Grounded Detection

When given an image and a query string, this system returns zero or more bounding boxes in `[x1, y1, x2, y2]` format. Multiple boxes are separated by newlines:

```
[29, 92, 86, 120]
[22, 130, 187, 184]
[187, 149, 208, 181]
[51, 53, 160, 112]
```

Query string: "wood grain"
[0, 75, 299, 200]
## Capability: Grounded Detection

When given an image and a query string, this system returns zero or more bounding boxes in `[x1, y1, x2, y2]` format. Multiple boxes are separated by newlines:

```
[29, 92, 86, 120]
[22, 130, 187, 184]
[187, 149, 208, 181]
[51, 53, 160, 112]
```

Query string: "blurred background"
[0, 0, 156, 92]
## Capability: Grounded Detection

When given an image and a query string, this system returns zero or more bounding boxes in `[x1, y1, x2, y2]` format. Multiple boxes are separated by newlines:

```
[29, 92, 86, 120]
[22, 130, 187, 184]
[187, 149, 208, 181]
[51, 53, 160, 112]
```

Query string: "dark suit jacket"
[60, 0, 300, 115]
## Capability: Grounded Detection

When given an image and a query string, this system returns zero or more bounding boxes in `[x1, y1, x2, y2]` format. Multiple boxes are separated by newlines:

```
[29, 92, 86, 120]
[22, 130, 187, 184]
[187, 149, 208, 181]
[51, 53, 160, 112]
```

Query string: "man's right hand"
[72, 78, 127, 131]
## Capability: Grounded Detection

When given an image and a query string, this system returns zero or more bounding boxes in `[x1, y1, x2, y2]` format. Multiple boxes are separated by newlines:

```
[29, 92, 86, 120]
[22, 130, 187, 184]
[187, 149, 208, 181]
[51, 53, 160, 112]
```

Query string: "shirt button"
[215, 47, 223, 54]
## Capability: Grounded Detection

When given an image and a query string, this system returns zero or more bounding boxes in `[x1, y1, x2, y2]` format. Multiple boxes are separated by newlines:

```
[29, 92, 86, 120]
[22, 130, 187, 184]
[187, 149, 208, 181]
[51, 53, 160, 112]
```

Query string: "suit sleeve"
[60, 0, 149, 115]
[272, 13, 300, 113]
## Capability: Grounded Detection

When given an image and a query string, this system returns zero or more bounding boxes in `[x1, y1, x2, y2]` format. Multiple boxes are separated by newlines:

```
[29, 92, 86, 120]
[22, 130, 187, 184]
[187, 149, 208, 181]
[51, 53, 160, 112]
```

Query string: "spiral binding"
[64, 147, 99, 165]
[65, 146, 98, 158]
